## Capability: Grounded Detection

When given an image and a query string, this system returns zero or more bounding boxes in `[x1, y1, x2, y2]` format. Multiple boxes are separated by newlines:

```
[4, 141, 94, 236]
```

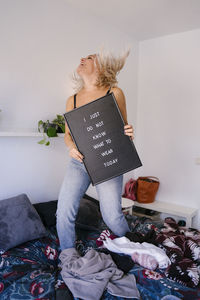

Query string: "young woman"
[56, 50, 134, 250]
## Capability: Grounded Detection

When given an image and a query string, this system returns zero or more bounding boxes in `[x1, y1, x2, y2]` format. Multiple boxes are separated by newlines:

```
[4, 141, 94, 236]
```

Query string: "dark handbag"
[123, 178, 137, 201]
[136, 176, 159, 203]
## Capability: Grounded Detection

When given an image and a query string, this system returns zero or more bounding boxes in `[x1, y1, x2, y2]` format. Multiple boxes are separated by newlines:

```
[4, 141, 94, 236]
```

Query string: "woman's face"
[76, 54, 99, 77]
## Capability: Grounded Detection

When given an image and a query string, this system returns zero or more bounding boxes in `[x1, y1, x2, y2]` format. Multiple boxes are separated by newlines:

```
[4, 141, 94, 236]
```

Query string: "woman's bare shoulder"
[66, 95, 74, 111]
[110, 87, 127, 123]
[110, 86, 123, 93]
[110, 87, 126, 102]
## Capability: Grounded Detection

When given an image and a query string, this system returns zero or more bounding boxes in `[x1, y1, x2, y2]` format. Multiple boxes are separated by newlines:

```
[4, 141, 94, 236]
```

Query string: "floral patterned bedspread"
[0, 216, 200, 300]
[0, 227, 59, 300]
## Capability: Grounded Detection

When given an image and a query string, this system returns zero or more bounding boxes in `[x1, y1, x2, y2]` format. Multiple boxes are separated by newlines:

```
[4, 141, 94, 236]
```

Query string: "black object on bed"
[33, 193, 102, 231]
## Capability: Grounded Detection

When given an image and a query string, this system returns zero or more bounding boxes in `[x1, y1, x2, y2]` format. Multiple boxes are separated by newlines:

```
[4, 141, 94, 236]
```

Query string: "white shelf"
[121, 197, 134, 214]
[132, 200, 197, 217]
[0, 131, 65, 137]
[131, 199, 198, 227]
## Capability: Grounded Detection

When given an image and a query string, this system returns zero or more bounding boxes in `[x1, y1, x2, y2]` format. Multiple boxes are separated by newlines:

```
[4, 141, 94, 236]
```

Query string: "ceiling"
[66, 0, 200, 40]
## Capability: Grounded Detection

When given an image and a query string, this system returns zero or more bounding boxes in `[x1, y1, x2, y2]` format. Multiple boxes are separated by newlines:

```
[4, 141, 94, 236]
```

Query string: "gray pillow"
[0, 194, 47, 253]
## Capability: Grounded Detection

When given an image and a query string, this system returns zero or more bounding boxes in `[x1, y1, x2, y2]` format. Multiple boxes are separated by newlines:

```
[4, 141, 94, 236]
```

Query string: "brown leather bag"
[136, 176, 159, 203]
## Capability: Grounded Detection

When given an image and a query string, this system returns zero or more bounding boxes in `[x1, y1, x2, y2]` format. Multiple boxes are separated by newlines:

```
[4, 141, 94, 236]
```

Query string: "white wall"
[135, 29, 200, 228]
[0, 0, 138, 202]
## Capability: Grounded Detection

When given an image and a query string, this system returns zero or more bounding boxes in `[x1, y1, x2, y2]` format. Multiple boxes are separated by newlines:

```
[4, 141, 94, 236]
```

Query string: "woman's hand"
[124, 124, 134, 140]
[69, 146, 84, 162]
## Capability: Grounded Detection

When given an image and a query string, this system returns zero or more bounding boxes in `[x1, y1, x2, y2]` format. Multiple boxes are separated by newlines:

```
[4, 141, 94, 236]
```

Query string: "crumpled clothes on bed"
[165, 257, 199, 288]
[155, 217, 200, 287]
[103, 236, 171, 269]
[59, 248, 140, 300]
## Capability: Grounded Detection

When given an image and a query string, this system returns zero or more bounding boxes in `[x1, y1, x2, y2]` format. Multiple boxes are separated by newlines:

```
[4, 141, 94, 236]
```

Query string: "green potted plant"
[38, 114, 65, 146]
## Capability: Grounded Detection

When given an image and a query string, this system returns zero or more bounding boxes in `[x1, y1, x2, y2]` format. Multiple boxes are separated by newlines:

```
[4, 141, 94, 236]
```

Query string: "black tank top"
[73, 87, 111, 109]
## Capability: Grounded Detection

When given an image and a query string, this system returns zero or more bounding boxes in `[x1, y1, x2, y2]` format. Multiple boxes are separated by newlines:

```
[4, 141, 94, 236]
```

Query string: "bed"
[0, 193, 200, 300]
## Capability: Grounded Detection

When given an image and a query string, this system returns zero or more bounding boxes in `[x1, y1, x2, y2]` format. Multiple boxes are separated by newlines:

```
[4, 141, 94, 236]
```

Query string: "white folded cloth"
[103, 236, 171, 269]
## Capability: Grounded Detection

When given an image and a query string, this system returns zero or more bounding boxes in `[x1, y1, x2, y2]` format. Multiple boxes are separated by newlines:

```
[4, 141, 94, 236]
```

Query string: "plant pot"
[56, 126, 63, 133]
[44, 123, 56, 133]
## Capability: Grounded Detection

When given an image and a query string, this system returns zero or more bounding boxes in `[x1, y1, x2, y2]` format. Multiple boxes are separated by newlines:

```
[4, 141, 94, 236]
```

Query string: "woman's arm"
[64, 96, 75, 149]
[64, 96, 84, 162]
[111, 87, 134, 140]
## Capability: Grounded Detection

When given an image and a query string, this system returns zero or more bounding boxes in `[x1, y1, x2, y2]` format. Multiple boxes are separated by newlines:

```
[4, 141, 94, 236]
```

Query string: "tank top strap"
[74, 94, 77, 109]
[106, 87, 111, 95]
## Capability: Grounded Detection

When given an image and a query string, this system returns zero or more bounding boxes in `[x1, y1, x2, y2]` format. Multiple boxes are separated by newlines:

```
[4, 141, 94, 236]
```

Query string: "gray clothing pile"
[59, 248, 140, 300]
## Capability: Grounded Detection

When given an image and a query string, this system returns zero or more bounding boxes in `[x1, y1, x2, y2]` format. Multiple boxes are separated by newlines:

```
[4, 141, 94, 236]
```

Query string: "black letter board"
[64, 92, 142, 185]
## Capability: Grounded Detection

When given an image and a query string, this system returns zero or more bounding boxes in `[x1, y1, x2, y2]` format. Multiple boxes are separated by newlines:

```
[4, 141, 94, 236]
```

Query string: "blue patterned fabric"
[1, 216, 200, 300]
[0, 227, 58, 299]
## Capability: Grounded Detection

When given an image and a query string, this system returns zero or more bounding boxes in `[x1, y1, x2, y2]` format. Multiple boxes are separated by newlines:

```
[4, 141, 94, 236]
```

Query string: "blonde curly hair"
[71, 48, 130, 93]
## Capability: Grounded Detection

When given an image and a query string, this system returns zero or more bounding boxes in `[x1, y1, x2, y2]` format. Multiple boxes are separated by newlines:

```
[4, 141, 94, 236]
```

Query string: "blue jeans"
[56, 157, 130, 250]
